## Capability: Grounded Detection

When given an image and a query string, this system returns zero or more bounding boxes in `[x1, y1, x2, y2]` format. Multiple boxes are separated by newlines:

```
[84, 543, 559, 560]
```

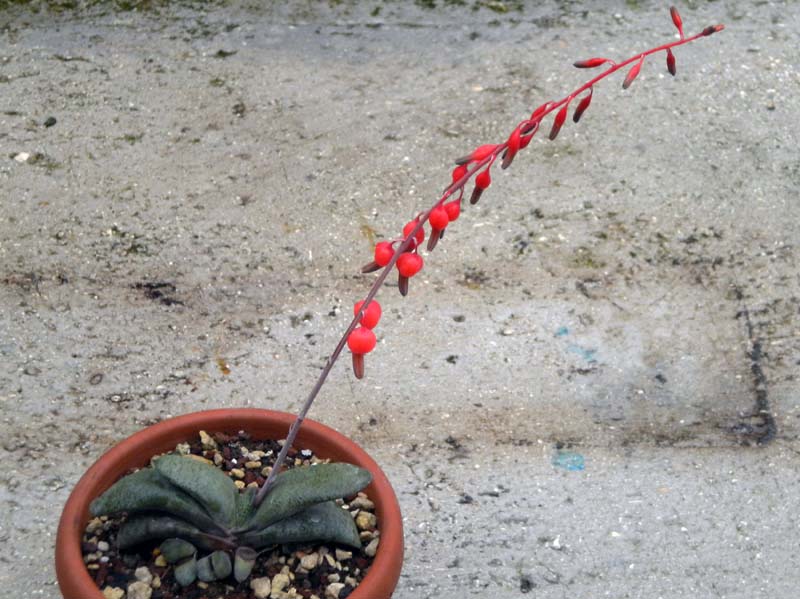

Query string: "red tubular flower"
[572, 88, 593, 123]
[397, 252, 423, 296]
[454, 144, 499, 166]
[549, 104, 568, 140]
[361, 240, 395, 273]
[470, 168, 491, 205]
[347, 326, 377, 379]
[622, 56, 644, 89]
[426, 206, 450, 251]
[501, 127, 522, 170]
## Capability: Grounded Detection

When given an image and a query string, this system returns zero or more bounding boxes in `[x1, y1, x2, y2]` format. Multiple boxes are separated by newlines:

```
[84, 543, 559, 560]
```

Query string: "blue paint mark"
[555, 326, 570, 337]
[567, 344, 597, 362]
[552, 450, 585, 471]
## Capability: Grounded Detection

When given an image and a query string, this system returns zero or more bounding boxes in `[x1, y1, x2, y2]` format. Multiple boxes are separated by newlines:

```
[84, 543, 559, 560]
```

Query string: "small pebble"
[325, 582, 345, 599]
[364, 537, 380, 557]
[335, 549, 352, 562]
[102, 588, 124, 599]
[250, 576, 272, 599]
[230, 468, 245, 479]
[300, 553, 319, 570]
[245, 460, 262, 469]
[96, 541, 110, 552]
[349, 496, 374, 511]
[234, 480, 246, 489]
[134, 566, 153, 585]
[126, 580, 152, 599]
[44, 116, 57, 127]
[355, 511, 377, 531]
[154, 555, 167, 567]
[272, 572, 291, 594]
[199, 430, 217, 449]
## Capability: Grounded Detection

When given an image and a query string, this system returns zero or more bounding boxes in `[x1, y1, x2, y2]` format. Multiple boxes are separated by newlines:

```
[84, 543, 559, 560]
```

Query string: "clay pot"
[56, 409, 403, 598]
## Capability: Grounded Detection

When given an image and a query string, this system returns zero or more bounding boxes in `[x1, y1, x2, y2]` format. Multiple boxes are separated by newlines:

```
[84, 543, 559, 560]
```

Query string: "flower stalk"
[253, 8, 724, 508]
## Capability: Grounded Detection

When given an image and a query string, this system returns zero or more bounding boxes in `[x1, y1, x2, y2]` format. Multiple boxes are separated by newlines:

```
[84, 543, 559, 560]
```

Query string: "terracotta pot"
[56, 408, 403, 598]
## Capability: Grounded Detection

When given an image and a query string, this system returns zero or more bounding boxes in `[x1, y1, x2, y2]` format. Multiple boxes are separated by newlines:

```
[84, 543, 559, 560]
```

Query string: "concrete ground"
[1, 1, 798, 597]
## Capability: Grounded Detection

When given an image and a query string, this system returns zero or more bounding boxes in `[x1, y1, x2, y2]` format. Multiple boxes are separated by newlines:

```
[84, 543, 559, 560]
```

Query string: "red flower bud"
[397, 252, 423, 278]
[670, 6, 684, 37]
[530, 102, 551, 122]
[470, 168, 491, 204]
[572, 88, 593, 123]
[354, 300, 382, 329]
[573, 57, 608, 69]
[622, 56, 644, 89]
[520, 122, 538, 149]
[455, 144, 499, 166]
[451, 164, 468, 184]
[444, 201, 461, 222]
[374, 241, 394, 266]
[347, 326, 376, 355]
[549, 104, 568, 140]
[666, 49, 676, 76]
[501, 127, 521, 170]
[429, 206, 450, 231]
[403, 219, 425, 245]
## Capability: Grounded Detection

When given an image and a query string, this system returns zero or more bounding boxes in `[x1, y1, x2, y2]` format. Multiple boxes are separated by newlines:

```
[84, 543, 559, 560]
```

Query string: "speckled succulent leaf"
[240, 501, 362, 549]
[195, 550, 232, 581]
[234, 486, 257, 528]
[174, 555, 198, 587]
[246, 463, 371, 530]
[154, 454, 237, 527]
[89, 467, 222, 534]
[117, 515, 216, 551]
[159, 538, 197, 563]
[234, 547, 258, 582]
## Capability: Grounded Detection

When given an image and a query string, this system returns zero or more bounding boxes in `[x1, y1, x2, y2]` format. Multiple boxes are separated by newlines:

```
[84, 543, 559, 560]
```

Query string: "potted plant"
[56, 7, 723, 599]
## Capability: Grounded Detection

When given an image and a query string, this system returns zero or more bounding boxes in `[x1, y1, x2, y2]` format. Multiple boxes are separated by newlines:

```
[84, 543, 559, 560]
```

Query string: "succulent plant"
[90, 453, 372, 585]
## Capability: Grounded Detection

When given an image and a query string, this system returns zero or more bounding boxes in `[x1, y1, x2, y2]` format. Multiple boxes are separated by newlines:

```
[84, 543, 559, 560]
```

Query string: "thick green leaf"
[117, 515, 217, 551]
[160, 538, 197, 563]
[154, 454, 237, 527]
[90, 467, 223, 534]
[246, 463, 371, 530]
[210, 550, 232, 579]
[234, 547, 257, 582]
[241, 501, 362, 549]
[174, 555, 198, 587]
[196, 554, 216, 582]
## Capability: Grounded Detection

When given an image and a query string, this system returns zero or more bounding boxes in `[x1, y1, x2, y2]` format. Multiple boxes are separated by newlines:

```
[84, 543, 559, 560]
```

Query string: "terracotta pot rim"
[56, 408, 403, 599]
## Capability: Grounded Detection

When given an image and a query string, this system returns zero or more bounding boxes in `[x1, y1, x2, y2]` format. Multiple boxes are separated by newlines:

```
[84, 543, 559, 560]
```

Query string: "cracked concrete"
[0, 1, 798, 597]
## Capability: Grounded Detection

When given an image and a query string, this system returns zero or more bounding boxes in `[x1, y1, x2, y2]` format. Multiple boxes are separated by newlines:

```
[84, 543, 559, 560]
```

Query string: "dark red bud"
[572, 88, 593, 123]
[361, 260, 380, 273]
[666, 49, 677, 76]
[573, 58, 607, 69]
[670, 6, 684, 37]
[622, 57, 644, 89]
[520, 122, 538, 149]
[549, 104, 568, 140]
[427, 228, 441, 251]
[702, 24, 725, 36]
[352, 353, 365, 379]
[398, 275, 409, 296]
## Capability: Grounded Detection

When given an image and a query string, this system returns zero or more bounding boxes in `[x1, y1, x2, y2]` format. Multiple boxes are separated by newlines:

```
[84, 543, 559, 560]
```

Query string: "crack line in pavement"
[734, 287, 777, 445]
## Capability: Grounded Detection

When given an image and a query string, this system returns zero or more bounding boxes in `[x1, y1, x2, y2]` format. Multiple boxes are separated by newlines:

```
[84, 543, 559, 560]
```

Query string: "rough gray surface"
[0, 1, 798, 597]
